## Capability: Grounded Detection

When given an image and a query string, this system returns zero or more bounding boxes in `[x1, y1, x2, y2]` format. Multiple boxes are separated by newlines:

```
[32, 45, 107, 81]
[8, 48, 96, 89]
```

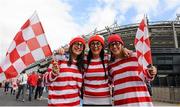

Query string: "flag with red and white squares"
[0, 12, 52, 82]
[134, 16, 152, 73]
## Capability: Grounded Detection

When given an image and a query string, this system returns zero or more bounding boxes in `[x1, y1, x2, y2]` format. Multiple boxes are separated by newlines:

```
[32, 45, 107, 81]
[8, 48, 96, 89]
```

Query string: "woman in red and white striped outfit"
[44, 36, 85, 106]
[83, 35, 112, 106]
[107, 34, 157, 106]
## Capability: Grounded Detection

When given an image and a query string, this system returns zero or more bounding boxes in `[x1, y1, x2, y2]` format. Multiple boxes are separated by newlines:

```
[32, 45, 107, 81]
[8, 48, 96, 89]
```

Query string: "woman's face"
[72, 42, 84, 56]
[109, 41, 123, 56]
[90, 41, 102, 56]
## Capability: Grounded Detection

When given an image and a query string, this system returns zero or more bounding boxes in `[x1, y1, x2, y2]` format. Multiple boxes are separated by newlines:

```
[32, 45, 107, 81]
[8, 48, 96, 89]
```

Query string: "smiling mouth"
[92, 48, 100, 51]
[112, 49, 118, 51]
[75, 49, 82, 52]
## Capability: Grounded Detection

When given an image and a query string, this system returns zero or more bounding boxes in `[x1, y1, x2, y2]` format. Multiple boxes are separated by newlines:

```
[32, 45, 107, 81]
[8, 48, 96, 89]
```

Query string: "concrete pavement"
[0, 88, 48, 106]
[0, 88, 179, 106]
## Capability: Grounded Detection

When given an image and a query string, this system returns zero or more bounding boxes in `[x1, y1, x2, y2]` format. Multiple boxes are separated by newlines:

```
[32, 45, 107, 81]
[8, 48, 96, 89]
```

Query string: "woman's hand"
[148, 66, 157, 79]
[52, 60, 59, 74]
[123, 47, 133, 57]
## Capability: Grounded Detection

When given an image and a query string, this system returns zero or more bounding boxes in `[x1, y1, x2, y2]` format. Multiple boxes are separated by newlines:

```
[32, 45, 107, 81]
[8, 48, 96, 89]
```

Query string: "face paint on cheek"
[117, 46, 120, 50]
[74, 46, 79, 50]
[74, 46, 83, 51]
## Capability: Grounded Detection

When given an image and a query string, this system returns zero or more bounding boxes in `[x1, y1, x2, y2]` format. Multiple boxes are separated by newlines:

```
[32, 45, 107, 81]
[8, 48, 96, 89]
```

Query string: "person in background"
[16, 71, 28, 102]
[35, 73, 45, 100]
[146, 80, 153, 96]
[4, 79, 10, 94]
[44, 36, 85, 106]
[107, 34, 157, 106]
[11, 78, 18, 95]
[27, 71, 38, 101]
[83, 35, 112, 106]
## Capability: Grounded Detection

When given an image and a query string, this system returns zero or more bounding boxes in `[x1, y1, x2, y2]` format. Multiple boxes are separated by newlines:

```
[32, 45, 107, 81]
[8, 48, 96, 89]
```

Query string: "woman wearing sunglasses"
[44, 36, 85, 106]
[83, 35, 112, 106]
[107, 34, 157, 106]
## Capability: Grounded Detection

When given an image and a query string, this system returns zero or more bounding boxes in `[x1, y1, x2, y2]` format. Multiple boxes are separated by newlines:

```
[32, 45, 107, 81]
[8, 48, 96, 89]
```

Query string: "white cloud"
[164, 0, 180, 20]
[97, 0, 114, 4]
[117, 0, 159, 23]
[117, 0, 133, 14]
[86, 7, 116, 31]
[175, 7, 180, 15]
[82, 0, 119, 34]
[164, 0, 180, 10]
[173, 7, 180, 20]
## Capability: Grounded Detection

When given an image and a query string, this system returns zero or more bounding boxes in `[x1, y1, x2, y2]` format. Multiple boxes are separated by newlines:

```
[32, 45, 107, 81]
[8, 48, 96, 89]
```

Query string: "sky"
[0, 0, 180, 63]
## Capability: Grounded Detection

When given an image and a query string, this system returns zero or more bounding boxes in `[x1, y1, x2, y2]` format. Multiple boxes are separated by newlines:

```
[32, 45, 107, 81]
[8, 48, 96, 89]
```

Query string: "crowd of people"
[2, 70, 47, 102]
[44, 33, 157, 106]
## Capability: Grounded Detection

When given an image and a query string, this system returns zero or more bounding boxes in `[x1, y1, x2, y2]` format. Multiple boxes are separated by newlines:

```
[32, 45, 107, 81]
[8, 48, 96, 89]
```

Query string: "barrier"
[152, 87, 180, 103]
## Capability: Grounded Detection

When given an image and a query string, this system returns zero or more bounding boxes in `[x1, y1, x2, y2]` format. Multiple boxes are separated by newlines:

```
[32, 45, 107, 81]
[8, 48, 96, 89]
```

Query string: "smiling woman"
[107, 33, 157, 106]
[83, 35, 112, 106]
[44, 36, 85, 106]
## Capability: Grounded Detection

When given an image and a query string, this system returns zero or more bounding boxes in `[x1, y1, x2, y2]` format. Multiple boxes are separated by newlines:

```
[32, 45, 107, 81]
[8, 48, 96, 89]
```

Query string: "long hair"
[87, 48, 107, 79]
[67, 45, 85, 73]
[110, 52, 115, 62]
[109, 45, 126, 62]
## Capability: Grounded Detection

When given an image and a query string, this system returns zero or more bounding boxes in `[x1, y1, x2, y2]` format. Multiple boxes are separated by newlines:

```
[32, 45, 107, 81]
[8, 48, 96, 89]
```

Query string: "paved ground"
[0, 88, 179, 106]
[153, 101, 179, 106]
[0, 88, 48, 106]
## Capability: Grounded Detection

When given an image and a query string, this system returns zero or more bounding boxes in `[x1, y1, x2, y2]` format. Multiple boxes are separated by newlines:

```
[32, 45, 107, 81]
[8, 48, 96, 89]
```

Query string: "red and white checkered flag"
[134, 16, 152, 73]
[0, 12, 52, 82]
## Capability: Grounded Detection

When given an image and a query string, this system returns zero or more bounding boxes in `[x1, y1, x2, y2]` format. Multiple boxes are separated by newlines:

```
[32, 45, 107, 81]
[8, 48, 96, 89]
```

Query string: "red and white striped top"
[83, 55, 111, 105]
[44, 55, 83, 106]
[108, 53, 153, 106]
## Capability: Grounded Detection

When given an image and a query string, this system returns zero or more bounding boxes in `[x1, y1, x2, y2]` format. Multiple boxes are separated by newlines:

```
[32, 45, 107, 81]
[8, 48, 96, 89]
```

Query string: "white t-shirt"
[18, 73, 28, 85]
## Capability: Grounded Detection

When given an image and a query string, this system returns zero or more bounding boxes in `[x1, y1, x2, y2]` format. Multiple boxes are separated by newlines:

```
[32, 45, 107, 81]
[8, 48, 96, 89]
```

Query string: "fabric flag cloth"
[134, 16, 152, 74]
[0, 12, 52, 82]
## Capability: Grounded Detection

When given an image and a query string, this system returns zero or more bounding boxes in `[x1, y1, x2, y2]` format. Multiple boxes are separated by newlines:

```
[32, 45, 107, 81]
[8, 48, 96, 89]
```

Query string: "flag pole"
[145, 14, 153, 68]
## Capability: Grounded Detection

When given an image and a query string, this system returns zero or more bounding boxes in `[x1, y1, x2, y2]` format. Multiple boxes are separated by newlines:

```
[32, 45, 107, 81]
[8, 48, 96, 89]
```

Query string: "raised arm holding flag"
[0, 12, 52, 82]
[134, 16, 157, 80]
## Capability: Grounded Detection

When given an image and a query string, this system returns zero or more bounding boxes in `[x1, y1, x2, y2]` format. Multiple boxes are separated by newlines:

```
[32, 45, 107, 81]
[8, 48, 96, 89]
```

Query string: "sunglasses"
[73, 42, 84, 49]
[90, 41, 102, 47]
[109, 42, 121, 47]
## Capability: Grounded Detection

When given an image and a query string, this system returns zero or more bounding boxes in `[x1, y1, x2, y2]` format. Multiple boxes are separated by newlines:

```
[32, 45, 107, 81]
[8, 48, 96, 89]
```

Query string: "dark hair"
[87, 48, 107, 79]
[67, 45, 85, 73]
[110, 52, 115, 62]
